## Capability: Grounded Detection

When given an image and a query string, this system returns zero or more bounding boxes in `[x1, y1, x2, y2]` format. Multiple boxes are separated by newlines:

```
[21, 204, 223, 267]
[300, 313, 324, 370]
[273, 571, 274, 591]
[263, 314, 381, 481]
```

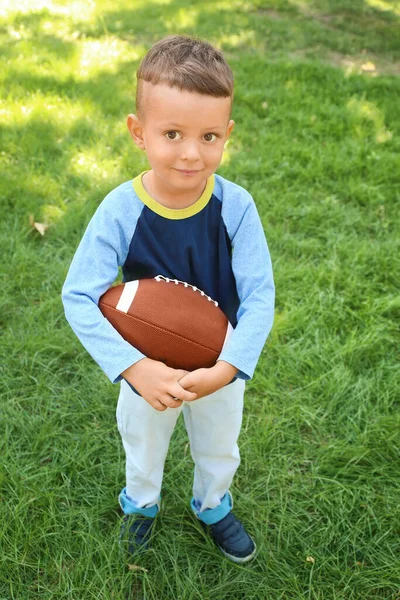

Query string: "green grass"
[1, 0, 399, 598]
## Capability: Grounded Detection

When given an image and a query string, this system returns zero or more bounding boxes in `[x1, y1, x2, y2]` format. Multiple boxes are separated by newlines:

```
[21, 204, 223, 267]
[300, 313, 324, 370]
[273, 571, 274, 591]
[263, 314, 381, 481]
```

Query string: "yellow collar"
[132, 171, 215, 220]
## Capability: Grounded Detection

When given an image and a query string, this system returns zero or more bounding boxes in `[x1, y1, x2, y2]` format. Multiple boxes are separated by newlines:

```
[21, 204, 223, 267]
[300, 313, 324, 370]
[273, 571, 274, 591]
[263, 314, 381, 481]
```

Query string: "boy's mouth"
[175, 168, 201, 176]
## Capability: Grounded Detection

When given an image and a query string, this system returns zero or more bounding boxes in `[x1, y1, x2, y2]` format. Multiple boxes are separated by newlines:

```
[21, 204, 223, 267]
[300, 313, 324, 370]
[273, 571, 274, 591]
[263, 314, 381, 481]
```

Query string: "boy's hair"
[136, 35, 234, 116]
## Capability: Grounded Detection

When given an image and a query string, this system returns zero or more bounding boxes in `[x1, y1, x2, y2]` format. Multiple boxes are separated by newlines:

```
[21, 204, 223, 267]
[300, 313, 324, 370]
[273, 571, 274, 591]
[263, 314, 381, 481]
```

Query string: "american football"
[98, 275, 233, 371]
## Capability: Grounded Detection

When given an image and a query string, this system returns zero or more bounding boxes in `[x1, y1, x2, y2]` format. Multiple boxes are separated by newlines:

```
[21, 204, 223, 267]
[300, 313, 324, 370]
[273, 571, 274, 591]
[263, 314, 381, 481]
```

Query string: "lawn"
[0, 0, 399, 598]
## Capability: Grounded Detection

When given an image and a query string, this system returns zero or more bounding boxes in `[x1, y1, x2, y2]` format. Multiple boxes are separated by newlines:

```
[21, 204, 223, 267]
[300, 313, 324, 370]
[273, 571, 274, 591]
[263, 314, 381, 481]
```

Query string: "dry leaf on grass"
[29, 215, 48, 236]
[128, 564, 148, 572]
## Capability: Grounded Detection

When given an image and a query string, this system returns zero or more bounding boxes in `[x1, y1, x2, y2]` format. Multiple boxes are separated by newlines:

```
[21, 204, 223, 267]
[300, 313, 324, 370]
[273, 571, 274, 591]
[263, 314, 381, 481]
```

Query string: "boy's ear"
[226, 119, 235, 138]
[127, 114, 146, 150]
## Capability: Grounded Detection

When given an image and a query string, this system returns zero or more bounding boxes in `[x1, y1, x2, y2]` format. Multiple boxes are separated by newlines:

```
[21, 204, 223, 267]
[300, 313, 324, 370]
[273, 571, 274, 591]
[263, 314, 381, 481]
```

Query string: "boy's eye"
[203, 133, 218, 142]
[165, 131, 181, 140]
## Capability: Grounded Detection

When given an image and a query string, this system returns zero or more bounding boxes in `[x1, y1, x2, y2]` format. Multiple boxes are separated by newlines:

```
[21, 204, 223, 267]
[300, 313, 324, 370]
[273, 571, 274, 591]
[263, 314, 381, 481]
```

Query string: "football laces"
[154, 275, 218, 306]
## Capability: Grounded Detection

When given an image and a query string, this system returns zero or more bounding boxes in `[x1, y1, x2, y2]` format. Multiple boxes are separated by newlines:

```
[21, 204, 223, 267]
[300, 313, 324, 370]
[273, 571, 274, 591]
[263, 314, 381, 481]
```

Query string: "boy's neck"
[142, 170, 208, 210]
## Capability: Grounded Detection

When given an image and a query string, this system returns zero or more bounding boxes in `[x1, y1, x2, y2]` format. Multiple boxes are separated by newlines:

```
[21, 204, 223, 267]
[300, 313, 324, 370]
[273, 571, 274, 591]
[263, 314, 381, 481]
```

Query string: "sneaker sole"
[216, 542, 257, 564]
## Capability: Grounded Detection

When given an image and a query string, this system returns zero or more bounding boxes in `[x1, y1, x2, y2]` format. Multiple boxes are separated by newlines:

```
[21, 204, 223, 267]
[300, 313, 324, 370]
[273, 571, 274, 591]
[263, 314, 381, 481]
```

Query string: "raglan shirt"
[62, 172, 275, 388]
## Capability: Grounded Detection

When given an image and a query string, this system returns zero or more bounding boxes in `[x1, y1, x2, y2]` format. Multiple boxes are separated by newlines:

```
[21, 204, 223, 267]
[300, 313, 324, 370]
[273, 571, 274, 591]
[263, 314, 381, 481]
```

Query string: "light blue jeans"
[116, 377, 245, 525]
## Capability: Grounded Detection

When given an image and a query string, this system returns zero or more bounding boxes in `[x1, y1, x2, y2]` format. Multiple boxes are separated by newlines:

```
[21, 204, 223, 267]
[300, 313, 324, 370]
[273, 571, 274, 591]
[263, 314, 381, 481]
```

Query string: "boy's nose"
[180, 141, 200, 162]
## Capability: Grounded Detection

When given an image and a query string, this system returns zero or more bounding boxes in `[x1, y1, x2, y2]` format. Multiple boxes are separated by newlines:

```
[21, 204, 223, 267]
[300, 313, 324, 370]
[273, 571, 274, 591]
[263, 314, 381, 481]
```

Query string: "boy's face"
[127, 82, 234, 198]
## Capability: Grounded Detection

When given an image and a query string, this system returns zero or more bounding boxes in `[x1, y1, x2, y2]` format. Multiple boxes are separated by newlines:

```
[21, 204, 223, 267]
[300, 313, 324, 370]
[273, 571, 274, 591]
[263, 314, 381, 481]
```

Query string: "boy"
[62, 35, 274, 563]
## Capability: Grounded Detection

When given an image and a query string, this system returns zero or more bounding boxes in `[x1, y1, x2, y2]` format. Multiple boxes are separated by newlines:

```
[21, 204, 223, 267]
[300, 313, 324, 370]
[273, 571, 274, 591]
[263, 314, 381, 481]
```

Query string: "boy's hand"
[178, 361, 239, 400]
[122, 358, 197, 412]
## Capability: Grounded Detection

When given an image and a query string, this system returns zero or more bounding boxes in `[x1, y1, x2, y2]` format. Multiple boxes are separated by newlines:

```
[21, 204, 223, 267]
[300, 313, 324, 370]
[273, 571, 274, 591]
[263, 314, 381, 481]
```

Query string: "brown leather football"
[98, 275, 232, 371]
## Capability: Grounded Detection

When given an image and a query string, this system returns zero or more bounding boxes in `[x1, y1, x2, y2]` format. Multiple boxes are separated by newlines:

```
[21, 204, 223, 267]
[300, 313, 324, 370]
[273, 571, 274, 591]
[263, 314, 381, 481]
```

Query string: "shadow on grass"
[2, 0, 399, 134]
[1, 0, 399, 242]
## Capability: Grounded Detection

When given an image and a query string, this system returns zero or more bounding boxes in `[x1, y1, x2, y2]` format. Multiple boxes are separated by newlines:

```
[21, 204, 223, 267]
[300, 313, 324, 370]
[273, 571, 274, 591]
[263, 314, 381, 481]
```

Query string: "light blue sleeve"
[216, 177, 275, 380]
[61, 182, 146, 383]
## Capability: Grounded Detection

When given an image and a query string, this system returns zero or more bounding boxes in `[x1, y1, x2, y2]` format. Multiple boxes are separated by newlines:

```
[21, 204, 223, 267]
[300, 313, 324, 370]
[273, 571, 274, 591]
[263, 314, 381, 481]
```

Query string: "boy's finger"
[179, 389, 198, 402]
[149, 398, 168, 411]
[176, 369, 189, 380]
[168, 383, 197, 406]
[161, 395, 183, 409]
[169, 384, 197, 403]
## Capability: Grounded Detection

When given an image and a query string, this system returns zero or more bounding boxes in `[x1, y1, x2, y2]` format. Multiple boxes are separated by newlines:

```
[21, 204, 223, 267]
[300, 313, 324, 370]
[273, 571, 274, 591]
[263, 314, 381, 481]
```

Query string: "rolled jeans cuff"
[118, 487, 159, 518]
[190, 491, 233, 525]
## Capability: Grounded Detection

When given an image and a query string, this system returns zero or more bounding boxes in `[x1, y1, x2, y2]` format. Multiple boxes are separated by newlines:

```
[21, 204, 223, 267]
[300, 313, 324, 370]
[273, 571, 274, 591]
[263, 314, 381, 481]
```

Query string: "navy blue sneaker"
[200, 512, 257, 563]
[120, 514, 155, 555]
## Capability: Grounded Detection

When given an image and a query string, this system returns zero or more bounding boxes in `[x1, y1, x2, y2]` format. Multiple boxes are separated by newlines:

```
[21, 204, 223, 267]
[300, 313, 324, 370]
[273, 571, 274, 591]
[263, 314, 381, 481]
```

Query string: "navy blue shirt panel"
[122, 194, 240, 327]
